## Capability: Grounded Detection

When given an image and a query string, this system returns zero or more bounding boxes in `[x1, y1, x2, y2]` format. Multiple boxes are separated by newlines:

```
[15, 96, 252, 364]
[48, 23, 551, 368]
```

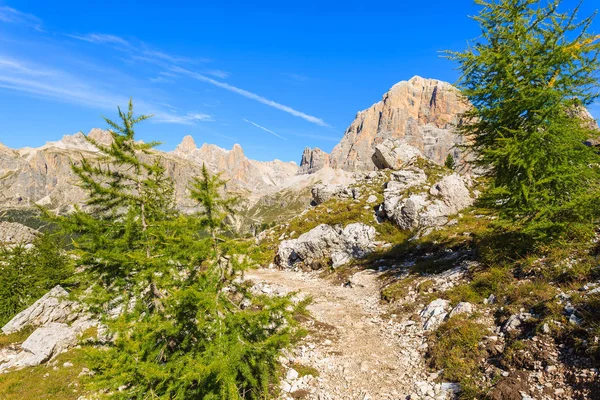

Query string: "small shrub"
[444, 154, 455, 170]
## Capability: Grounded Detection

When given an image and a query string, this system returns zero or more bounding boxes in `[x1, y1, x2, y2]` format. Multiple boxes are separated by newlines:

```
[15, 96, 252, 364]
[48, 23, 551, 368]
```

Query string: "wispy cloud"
[206, 69, 229, 79]
[149, 71, 177, 83]
[154, 112, 213, 124]
[243, 119, 286, 140]
[66, 33, 130, 47]
[141, 49, 192, 64]
[0, 6, 42, 30]
[0, 55, 211, 126]
[66, 33, 198, 67]
[172, 66, 329, 127]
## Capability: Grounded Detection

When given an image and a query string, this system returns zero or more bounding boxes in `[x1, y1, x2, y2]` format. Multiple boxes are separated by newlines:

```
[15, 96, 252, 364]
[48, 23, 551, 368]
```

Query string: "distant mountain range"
[1, 76, 596, 230]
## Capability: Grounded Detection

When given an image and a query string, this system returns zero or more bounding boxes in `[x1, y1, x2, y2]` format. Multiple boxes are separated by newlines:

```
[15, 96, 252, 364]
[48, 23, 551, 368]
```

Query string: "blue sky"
[0, 0, 599, 162]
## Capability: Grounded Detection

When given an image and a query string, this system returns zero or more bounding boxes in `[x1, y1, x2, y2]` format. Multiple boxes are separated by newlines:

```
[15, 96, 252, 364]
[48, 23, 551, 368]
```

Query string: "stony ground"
[245, 268, 457, 400]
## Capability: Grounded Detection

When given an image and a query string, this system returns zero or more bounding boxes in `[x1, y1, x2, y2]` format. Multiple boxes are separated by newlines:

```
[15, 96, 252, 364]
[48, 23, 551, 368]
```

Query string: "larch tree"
[50, 100, 300, 399]
[448, 0, 600, 238]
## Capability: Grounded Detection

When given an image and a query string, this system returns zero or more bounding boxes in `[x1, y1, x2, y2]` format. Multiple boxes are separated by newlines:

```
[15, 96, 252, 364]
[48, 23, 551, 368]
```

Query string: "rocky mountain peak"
[329, 76, 470, 171]
[231, 143, 244, 157]
[299, 147, 330, 175]
[175, 135, 197, 154]
[87, 129, 113, 146]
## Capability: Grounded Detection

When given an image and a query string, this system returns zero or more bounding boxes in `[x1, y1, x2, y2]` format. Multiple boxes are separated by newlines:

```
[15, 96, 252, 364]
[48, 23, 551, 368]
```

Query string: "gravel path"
[245, 268, 453, 400]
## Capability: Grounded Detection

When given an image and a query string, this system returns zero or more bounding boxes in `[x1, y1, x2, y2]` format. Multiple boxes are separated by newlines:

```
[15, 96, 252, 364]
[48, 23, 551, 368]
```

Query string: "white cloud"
[149, 76, 171, 83]
[0, 6, 42, 30]
[243, 119, 286, 140]
[67, 34, 198, 68]
[154, 112, 213, 124]
[66, 33, 130, 47]
[140, 50, 197, 65]
[207, 69, 229, 79]
[149, 71, 177, 83]
[172, 66, 329, 127]
[0, 55, 211, 126]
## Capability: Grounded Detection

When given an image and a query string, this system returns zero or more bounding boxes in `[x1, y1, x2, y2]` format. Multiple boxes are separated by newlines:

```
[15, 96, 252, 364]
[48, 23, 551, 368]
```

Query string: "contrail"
[243, 119, 286, 140]
[172, 66, 329, 127]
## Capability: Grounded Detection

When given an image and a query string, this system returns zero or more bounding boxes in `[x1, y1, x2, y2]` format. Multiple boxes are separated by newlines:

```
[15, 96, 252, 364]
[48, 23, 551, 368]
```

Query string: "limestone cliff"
[329, 76, 470, 171]
[0, 132, 298, 211]
[298, 147, 330, 174]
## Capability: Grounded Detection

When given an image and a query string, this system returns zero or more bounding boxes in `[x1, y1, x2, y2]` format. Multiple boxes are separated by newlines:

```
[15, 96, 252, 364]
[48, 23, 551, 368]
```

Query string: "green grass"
[0, 348, 89, 400]
[290, 363, 320, 378]
[428, 315, 488, 395]
[380, 277, 416, 303]
[0, 327, 34, 349]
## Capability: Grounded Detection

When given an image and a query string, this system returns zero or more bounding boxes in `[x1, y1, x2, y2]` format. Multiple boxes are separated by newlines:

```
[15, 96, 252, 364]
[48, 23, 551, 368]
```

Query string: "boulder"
[276, 223, 377, 269]
[383, 172, 474, 230]
[311, 184, 359, 205]
[448, 302, 475, 318]
[390, 168, 427, 190]
[0, 323, 78, 372]
[2, 286, 78, 335]
[503, 313, 534, 334]
[372, 138, 422, 170]
[366, 195, 378, 204]
[429, 173, 473, 211]
[420, 299, 450, 331]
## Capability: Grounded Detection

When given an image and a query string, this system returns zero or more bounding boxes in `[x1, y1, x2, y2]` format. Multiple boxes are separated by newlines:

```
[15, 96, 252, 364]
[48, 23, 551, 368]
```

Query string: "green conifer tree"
[190, 164, 238, 255]
[448, 0, 600, 238]
[53, 101, 299, 399]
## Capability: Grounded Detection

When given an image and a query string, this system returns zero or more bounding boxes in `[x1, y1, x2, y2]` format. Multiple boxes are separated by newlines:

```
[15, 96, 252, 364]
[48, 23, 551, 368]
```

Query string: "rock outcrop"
[2, 286, 78, 335]
[329, 76, 470, 171]
[276, 223, 377, 269]
[0, 285, 98, 372]
[0, 323, 78, 372]
[299, 147, 330, 174]
[311, 184, 360, 205]
[382, 170, 474, 230]
[372, 139, 423, 170]
[420, 299, 450, 331]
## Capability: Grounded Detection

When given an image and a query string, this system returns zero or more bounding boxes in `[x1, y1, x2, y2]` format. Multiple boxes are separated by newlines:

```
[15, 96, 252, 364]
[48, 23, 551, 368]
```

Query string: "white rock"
[420, 299, 450, 331]
[366, 195, 378, 204]
[383, 172, 474, 231]
[0, 323, 78, 372]
[2, 286, 77, 335]
[373, 138, 423, 170]
[448, 302, 474, 318]
[276, 223, 376, 269]
[503, 313, 533, 333]
[311, 184, 359, 205]
[286, 368, 299, 381]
